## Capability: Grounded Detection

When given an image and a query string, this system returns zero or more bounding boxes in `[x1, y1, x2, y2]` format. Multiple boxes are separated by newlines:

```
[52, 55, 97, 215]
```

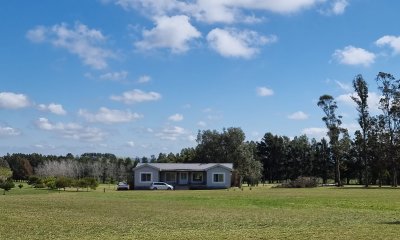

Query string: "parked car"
[150, 182, 174, 190]
[117, 182, 129, 190]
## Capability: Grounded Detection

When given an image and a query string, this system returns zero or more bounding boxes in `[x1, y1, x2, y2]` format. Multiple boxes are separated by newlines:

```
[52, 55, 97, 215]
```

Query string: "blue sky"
[1, 0, 400, 157]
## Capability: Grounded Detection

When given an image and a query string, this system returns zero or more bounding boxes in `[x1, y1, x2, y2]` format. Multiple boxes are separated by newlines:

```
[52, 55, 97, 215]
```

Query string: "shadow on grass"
[334, 186, 400, 190]
[381, 221, 400, 225]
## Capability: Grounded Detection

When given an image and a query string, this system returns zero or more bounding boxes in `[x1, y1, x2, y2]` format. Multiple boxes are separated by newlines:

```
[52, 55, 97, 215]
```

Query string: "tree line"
[1, 72, 400, 187]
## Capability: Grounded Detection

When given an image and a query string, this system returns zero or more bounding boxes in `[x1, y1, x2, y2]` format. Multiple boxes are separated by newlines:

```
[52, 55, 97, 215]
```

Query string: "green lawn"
[1, 184, 399, 239]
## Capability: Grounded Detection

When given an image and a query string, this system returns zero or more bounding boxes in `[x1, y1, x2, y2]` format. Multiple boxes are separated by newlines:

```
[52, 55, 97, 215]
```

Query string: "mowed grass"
[1, 184, 400, 240]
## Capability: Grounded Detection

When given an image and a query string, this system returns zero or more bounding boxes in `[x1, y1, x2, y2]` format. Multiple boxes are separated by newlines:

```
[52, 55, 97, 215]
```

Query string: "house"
[133, 163, 233, 190]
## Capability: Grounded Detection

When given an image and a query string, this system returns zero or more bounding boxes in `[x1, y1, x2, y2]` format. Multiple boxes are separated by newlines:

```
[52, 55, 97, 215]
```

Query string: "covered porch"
[160, 171, 207, 188]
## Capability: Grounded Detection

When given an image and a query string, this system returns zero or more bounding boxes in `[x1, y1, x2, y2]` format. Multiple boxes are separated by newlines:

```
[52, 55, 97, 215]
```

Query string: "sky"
[1, 0, 400, 157]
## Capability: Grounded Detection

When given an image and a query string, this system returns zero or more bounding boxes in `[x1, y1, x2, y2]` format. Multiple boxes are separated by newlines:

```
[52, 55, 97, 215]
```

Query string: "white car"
[117, 182, 129, 190]
[150, 182, 174, 190]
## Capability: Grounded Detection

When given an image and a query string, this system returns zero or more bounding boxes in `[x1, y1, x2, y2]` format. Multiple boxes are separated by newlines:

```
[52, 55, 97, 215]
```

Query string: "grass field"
[1, 184, 399, 240]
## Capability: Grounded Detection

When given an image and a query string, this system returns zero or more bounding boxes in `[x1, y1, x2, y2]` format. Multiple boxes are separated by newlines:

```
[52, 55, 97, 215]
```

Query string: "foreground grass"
[1, 184, 399, 239]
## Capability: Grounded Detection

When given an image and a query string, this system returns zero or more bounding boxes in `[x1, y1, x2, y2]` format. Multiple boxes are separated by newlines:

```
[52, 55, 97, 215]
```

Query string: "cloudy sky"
[1, 0, 400, 157]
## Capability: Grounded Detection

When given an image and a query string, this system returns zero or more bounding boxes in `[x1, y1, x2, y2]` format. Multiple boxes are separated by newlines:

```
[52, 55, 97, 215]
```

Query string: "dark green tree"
[376, 72, 400, 187]
[351, 74, 371, 186]
[318, 94, 343, 186]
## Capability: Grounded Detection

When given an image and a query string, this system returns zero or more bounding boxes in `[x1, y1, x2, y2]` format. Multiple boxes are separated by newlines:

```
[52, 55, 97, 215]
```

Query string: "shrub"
[43, 177, 56, 189]
[27, 176, 42, 186]
[55, 177, 72, 191]
[280, 177, 319, 188]
[0, 179, 15, 194]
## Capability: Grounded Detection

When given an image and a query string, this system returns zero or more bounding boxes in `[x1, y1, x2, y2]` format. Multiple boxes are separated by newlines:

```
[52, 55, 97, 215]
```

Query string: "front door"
[179, 172, 188, 185]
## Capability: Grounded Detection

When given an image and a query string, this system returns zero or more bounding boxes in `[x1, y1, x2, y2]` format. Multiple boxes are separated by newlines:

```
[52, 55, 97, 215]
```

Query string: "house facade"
[133, 163, 233, 190]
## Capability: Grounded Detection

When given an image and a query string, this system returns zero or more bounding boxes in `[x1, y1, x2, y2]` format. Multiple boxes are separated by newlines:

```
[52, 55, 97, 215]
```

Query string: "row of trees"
[1, 153, 138, 184]
[317, 72, 400, 187]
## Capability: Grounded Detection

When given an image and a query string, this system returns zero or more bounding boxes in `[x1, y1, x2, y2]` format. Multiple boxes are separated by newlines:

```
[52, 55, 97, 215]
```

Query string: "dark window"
[141, 173, 151, 182]
[213, 174, 224, 183]
[192, 172, 203, 182]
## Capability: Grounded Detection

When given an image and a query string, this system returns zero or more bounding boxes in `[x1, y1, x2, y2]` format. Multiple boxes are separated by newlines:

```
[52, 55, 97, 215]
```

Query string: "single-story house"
[133, 163, 233, 190]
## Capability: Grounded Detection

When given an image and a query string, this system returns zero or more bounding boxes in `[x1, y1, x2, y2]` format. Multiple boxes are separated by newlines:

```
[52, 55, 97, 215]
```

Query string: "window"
[140, 173, 152, 182]
[180, 172, 188, 181]
[213, 173, 224, 183]
[165, 172, 176, 182]
[192, 172, 203, 182]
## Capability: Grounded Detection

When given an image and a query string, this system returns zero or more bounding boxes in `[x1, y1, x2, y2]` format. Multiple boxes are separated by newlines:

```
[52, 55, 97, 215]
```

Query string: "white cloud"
[197, 121, 207, 127]
[168, 113, 183, 122]
[333, 46, 376, 67]
[188, 135, 196, 142]
[113, 0, 323, 24]
[256, 87, 274, 97]
[207, 28, 276, 59]
[27, 22, 115, 69]
[26, 26, 47, 43]
[127, 141, 135, 147]
[110, 89, 161, 104]
[78, 107, 142, 124]
[156, 126, 186, 140]
[135, 15, 201, 53]
[320, 0, 349, 15]
[335, 80, 352, 92]
[331, 0, 349, 15]
[0, 92, 30, 109]
[100, 71, 128, 81]
[376, 35, 400, 54]
[38, 103, 67, 115]
[288, 111, 309, 120]
[342, 122, 360, 134]
[0, 126, 21, 137]
[36, 117, 106, 141]
[337, 92, 381, 114]
[138, 75, 151, 83]
[301, 127, 326, 139]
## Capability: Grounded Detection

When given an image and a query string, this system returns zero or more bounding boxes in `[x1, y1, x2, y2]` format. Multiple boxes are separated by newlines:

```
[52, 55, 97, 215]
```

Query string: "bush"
[55, 177, 72, 191]
[0, 179, 15, 194]
[43, 177, 56, 189]
[27, 176, 42, 186]
[280, 177, 319, 188]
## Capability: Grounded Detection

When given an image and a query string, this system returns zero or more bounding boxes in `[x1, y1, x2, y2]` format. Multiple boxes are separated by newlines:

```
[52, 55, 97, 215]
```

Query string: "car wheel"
[167, 187, 172, 190]
[152, 187, 157, 190]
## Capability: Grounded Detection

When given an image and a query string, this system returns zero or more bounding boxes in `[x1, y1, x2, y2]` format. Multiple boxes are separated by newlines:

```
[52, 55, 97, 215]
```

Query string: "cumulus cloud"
[138, 75, 151, 83]
[27, 22, 115, 69]
[156, 126, 186, 140]
[110, 89, 161, 104]
[331, 0, 349, 15]
[320, 0, 349, 15]
[256, 87, 274, 97]
[336, 92, 381, 114]
[78, 107, 142, 124]
[333, 46, 376, 67]
[38, 103, 67, 115]
[127, 141, 135, 147]
[99, 71, 128, 81]
[288, 111, 309, 120]
[376, 35, 400, 54]
[301, 127, 326, 139]
[0, 92, 30, 109]
[168, 113, 183, 122]
[207, 28, 276, 59]
[197, 121, 207, 127]
[0, 126, 21, 137]
[135, 15, 201, 53]
[113, 0, 324, 24]
[36, 117, 106, 141]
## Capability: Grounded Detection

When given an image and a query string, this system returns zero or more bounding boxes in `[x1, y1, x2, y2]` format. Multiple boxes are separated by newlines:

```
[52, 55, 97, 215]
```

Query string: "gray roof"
[134, 163, 233, 171]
